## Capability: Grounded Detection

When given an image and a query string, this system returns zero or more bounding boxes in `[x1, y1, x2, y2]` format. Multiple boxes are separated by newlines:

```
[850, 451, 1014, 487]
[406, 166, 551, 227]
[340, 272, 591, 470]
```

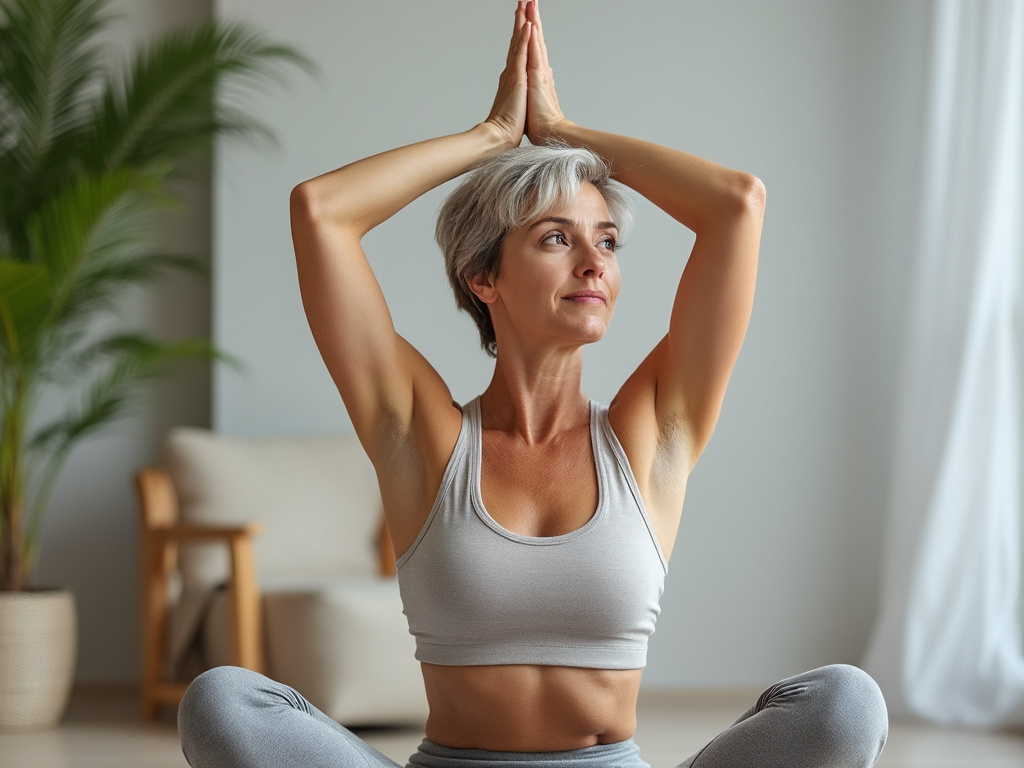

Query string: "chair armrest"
[151, 522, 263, 543]
[152, 522, 265, 677]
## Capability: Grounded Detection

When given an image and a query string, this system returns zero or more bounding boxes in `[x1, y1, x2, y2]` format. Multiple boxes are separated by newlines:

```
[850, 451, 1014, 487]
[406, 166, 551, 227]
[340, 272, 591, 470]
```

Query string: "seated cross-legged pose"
[177, 2, 889, 766]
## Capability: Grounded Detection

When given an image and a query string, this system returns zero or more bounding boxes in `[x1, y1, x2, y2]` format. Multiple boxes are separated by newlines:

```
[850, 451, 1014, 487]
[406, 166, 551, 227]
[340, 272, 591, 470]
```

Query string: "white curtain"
[863, 0, 1024, 727]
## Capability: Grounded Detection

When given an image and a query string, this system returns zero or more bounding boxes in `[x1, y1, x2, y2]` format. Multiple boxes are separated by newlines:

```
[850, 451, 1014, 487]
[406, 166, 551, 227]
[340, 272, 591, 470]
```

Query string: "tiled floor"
[1, 686, 1022, 767]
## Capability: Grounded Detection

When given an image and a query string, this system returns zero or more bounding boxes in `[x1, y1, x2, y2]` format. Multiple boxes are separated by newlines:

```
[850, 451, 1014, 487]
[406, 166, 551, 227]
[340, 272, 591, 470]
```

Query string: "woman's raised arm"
[289, 3, 531, 461]
[524, 1, 765, 470]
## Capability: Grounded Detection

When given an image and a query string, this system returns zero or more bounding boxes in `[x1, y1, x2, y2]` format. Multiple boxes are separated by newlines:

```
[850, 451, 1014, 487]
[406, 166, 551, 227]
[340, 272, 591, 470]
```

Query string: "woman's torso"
[419, 664, 643, 751]
[390, 397, 670, 751]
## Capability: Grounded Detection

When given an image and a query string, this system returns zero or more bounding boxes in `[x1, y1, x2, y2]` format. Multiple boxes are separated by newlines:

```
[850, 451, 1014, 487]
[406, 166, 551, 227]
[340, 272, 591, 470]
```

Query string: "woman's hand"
[484, 1, 531, 148]
[525, 0, 570, 144]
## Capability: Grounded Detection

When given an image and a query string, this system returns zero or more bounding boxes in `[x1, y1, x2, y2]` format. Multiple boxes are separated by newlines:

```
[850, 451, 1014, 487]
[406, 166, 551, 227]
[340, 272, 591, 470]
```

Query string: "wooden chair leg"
[140, 521, 180, 716]
[137, 468, 182, 720]
[228, 536, 264, 674]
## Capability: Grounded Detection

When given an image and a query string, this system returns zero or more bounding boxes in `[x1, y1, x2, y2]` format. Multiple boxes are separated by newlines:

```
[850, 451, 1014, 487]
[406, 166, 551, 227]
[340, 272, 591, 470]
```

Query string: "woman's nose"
[575, 244, 606, 277]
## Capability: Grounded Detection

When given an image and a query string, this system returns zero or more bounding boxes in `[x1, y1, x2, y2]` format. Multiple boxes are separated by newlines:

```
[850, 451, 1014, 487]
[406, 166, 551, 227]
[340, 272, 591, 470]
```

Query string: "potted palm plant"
[0, 0, 310, 730]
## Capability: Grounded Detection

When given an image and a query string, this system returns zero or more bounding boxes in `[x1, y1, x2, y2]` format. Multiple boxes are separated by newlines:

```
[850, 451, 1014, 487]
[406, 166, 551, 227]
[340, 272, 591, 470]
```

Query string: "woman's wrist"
[476, 119, 523, 153]
[527, 117, 577, 148]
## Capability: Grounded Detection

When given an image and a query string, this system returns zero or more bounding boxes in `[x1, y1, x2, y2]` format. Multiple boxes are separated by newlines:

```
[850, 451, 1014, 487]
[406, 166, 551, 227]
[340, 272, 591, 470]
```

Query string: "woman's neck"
[481, 345, 589, 444]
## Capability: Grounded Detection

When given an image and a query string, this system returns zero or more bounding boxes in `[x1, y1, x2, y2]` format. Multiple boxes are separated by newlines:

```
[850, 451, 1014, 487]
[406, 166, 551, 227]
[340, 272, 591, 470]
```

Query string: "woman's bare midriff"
[420, 663, 643, 752]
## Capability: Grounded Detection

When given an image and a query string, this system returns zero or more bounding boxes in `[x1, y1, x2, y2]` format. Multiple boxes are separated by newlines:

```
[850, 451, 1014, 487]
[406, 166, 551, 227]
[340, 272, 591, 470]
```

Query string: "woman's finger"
[505, 0, 528, 67]
[485, 4, 530, 146]
[527, 0, 549, 69]
[527, 11, 548, 81]
[513, 18, 531, 74]
[524, 0, 567, 144]
[504, 16, 530, 87]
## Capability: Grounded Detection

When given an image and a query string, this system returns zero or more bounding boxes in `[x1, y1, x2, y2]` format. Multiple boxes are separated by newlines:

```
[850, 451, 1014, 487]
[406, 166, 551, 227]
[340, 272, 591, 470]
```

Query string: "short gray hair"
[436, 143, 634, 357]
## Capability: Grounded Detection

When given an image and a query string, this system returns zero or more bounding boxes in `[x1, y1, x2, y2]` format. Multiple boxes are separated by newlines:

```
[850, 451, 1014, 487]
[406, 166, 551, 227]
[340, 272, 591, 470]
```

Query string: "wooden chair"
[136, 468, 263, 718]
[135, 465, 398, 720]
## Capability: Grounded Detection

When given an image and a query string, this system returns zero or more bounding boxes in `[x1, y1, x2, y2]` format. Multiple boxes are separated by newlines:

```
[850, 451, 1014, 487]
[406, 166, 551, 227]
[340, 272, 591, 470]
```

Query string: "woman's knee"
[180, 666, 262, 718]
[806, 664, 889, 766]
[178, 666, 267, 766]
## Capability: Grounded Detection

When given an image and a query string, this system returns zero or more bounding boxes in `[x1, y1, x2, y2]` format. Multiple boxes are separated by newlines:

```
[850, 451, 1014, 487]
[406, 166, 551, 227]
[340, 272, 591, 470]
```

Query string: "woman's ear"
[468, 272, 497, 305]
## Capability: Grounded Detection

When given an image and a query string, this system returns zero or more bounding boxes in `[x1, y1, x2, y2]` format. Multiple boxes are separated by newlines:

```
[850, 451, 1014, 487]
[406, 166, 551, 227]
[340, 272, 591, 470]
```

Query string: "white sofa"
[145, 427, 427, 726]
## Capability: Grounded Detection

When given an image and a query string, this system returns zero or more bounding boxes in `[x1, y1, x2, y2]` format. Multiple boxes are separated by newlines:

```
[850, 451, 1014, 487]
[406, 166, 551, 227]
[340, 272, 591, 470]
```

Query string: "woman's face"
[477, 182, 621, 351]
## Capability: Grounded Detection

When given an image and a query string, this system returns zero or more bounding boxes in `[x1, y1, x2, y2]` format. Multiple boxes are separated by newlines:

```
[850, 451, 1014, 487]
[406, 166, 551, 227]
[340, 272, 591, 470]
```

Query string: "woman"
[177, 2, 888, 766]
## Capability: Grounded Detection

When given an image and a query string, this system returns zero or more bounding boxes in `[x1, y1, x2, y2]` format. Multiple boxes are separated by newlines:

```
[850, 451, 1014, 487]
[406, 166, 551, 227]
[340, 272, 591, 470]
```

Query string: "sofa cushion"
[164, 428, 382, 673]
[202, 576, 427, 725]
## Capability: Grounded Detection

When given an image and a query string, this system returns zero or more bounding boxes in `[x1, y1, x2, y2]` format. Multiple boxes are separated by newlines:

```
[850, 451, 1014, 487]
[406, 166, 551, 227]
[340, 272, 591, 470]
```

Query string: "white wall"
[30, 0, 931, 685]
[32, 0, 214, 682]
[211, 0, 930, 688]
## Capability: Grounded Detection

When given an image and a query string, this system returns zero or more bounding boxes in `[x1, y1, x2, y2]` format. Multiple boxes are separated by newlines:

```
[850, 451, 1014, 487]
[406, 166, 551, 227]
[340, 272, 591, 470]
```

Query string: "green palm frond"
[82, 248, 205, 295]
[0, 259, 50, 370]
[0, 0, 311, 591]
[20, 333, 225, 576]
[29, 334, 222, 454]
[85, 21, 315, 171]
[21, 247, 208, 387]
[0, 0, 111, 169]
[52, 326, 227, 384]
[27, 164, 169, 278]
[0, 0, 115, 253]
[18, 165, 173, 374]
[62, 252, 205, 329]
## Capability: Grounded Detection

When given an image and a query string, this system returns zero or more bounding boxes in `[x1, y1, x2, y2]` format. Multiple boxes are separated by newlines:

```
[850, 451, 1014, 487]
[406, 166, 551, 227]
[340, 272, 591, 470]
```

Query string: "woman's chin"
[569, 323, 610, 346]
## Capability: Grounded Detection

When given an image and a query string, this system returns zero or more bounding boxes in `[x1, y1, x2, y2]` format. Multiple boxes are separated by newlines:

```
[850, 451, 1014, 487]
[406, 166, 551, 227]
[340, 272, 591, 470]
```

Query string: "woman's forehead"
[527, 183, 614, 229]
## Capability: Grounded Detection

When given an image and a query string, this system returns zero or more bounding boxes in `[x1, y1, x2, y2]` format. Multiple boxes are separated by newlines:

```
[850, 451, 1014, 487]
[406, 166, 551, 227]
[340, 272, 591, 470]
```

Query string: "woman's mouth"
[562, 290, 606, 304]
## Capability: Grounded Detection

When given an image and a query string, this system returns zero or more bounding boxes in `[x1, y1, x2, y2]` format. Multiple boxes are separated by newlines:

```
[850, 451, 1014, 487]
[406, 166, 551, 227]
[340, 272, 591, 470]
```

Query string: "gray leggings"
[178, 664, 888, 768]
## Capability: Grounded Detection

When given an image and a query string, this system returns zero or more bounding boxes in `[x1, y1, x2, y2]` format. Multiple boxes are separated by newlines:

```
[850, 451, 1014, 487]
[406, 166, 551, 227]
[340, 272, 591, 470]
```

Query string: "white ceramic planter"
[0, 589, 77, 732]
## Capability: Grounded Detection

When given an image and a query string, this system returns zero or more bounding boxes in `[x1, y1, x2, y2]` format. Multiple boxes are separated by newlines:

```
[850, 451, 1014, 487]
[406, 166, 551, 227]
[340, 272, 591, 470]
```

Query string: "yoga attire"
[397, 398, 667, 669]
[178, 664, 888, 767]
[177, 398, 889, 767]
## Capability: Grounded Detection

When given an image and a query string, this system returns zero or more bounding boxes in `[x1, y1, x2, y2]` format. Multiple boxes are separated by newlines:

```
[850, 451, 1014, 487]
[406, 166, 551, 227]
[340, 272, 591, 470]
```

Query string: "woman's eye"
[599, 237, 618, 251]
[543, 233, 568, 246]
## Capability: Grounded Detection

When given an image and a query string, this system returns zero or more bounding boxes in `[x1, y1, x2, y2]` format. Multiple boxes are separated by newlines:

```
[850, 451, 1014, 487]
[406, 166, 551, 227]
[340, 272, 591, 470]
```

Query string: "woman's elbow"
[290, 181, 319, 225]
[735, 172, 766, 216]
[290, 180, 364, 236]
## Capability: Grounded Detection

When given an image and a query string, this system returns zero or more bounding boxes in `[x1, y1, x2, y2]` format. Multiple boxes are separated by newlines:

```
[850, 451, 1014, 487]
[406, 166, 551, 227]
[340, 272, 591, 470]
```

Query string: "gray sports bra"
[395, 397, 668, 669]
